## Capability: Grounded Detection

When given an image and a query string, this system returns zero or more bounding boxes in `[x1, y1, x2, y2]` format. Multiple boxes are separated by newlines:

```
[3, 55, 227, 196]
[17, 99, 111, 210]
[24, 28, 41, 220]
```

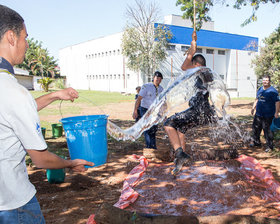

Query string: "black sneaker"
[171, 147, 191, 176]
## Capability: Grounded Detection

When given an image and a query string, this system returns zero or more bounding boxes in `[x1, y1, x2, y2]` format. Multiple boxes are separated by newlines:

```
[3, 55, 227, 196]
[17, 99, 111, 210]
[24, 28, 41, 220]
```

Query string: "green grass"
[30, 90, 135, 118]
[231, 97, 255, 101]
[30, 90, 135, 106]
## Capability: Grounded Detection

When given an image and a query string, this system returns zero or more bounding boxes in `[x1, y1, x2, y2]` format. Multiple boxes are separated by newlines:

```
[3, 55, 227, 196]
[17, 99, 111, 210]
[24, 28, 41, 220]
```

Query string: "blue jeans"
[139, 106, 158, 149]
[0, 195, 45, 224]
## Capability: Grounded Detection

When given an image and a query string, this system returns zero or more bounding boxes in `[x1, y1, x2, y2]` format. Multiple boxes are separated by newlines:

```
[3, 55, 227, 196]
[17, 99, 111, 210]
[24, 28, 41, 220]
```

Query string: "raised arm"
[35, 87, 79, 111]
[181, 31, 197, 71]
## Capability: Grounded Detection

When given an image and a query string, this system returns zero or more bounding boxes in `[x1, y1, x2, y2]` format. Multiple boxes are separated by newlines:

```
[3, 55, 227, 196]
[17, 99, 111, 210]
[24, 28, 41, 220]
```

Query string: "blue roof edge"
[154, 23, 259, 52]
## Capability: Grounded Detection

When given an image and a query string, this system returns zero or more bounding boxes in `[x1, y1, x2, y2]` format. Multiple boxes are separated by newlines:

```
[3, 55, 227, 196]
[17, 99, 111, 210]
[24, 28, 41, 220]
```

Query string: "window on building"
[110, 75, 112, 79]
[127, 74, 130, 79]
[118, 74, 121, 79]
[220, 74, 224, 79]
[99, 75, 102, 79]
[196, 48, 202, 53]
[109, 51, 111, 56]
[113, 50, 116, 55]
[218, 50, 225, 55]
[91, 54, 94, 58]
[117, 49, 120, 55]
[167, 44, 176, 51]
[181, 46, 189, 51]
[247, 76, 250, 80]
[206, 49, 214, 54]
[114, 74, 116, 79]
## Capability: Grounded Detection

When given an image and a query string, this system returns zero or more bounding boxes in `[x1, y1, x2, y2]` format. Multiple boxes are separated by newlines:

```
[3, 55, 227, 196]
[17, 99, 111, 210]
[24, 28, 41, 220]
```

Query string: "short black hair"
[153, 71, 163, 79]
[192, 54, 206, 66]
[0, 4, 24, 41]
[263, 75, 271, 81]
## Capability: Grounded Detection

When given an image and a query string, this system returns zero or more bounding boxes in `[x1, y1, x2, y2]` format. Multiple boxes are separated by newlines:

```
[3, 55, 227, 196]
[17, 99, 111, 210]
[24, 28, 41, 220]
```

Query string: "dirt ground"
[28, 99, 280, 224]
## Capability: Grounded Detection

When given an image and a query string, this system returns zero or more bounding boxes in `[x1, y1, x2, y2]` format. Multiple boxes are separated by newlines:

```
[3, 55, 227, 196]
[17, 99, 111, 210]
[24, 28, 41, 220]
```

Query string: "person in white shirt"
[0, 4, 93, 224]
[133, 71, 164, 149]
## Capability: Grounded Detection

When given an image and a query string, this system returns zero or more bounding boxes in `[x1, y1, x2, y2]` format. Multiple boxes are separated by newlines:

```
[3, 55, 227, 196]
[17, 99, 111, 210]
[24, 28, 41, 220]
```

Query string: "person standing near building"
[133, 71, 164, 149]
[250, 75, 280, 152]
[134, 86, 141, 122]
[0, 4, 93, 224]
[164, 31, 216, 175]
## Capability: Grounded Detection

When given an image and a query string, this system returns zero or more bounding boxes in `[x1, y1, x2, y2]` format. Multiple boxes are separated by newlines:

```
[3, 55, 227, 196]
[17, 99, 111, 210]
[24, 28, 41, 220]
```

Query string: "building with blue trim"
[59, 15, 258, 98]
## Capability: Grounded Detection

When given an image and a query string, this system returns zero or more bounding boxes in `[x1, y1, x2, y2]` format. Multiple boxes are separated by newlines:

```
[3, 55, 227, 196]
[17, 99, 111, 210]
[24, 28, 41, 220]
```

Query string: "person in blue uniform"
[250, 75, 279, 152]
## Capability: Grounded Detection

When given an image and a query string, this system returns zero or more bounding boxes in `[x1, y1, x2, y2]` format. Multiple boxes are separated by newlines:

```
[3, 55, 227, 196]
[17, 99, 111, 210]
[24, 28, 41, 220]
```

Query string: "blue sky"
[0, 0, 279, 61]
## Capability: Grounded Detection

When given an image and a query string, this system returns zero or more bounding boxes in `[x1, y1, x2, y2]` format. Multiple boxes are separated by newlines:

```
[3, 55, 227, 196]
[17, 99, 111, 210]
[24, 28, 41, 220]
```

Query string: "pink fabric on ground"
[114, 154, 149, 209]
[87, 155, 148, 224]
[237, 154, 280, 202]
[86, 214, 96, 224]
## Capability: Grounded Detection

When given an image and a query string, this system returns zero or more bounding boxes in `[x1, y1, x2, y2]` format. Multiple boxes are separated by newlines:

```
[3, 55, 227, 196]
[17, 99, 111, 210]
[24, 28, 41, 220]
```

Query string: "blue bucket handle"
[270, 117, 280, 132]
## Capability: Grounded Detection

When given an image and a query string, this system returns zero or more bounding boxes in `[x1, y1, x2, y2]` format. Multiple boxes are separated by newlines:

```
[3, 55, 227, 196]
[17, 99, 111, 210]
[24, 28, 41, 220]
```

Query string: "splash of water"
[107, 67, 231, 141]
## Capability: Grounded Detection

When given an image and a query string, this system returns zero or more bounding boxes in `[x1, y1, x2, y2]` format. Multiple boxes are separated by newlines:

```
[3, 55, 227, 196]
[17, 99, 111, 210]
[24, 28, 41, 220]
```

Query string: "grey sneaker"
[171, 147, 191, 176]
[265, 147, 272, 153]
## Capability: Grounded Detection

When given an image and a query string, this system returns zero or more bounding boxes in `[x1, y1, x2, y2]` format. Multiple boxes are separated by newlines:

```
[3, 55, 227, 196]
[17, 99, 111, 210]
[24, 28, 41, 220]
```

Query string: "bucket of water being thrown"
[60, 115, 108, 167]
[270, 118, 280, 132]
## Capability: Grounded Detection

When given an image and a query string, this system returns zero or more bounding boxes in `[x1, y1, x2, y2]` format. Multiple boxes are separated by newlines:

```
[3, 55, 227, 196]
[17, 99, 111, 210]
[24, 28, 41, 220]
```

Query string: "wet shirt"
[0, 57, 47, 210]
[189, 77, 210, 110]
[256, 86, 279, 117]
[139, 83, 163, 109]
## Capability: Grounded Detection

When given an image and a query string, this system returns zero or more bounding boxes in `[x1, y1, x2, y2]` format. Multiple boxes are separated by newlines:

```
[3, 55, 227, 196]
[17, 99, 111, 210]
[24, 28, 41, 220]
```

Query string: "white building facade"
[59, 15, 258, 98]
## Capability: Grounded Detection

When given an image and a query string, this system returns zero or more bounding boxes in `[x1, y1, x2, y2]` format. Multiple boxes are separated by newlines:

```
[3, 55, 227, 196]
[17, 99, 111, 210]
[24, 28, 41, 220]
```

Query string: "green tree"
[176, 0, 279, 29]
[17, 38, 58, 78]
[176, 0, 213, 30]
[252, 25, 280, 89]
[121, 0, 172, 80]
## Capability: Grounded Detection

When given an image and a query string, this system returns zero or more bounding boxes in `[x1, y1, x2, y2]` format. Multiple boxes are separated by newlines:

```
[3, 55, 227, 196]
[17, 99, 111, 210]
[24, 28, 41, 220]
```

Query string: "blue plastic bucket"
[270, 118, 280, 132]
[60, 115, 108, 167]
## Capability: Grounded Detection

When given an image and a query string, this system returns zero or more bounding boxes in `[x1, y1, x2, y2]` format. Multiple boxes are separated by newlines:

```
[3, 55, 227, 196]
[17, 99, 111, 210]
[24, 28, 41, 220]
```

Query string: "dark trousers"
[139, 106, 158, 149]
[252, 115, 274, 149]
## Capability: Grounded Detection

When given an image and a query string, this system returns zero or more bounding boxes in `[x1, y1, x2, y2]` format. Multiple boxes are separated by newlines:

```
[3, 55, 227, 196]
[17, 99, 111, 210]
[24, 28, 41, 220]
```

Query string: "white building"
[14, 67, 42, 91]
[59, 15, 259, 98]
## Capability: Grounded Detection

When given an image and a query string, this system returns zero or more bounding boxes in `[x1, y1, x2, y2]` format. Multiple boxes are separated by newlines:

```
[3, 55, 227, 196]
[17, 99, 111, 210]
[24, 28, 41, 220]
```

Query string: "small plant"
[38, 77, 53, 92]
[54, 78, 65, 89]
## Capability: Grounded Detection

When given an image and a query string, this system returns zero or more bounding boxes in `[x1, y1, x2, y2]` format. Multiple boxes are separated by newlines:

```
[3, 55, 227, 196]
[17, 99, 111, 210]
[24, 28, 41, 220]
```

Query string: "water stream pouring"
[107, 67, 231, 141]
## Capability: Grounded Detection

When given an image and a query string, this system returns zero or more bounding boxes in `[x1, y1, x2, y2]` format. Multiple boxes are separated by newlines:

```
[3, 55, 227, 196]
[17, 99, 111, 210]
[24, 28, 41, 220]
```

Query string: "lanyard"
[0, 69, 13, 76]
[154, 85, 158, 96]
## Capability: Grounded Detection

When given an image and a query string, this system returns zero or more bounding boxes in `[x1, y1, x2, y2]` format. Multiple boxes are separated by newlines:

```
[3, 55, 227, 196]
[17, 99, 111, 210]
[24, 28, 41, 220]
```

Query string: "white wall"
[60, 32, 141, 93]
[227, 50, 257, 98]
[15, 75, 33, 90]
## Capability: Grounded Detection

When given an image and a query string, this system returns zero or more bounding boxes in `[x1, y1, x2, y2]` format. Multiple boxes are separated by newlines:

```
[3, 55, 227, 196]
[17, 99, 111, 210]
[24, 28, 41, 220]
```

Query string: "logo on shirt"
[36, 123, 41, 133]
